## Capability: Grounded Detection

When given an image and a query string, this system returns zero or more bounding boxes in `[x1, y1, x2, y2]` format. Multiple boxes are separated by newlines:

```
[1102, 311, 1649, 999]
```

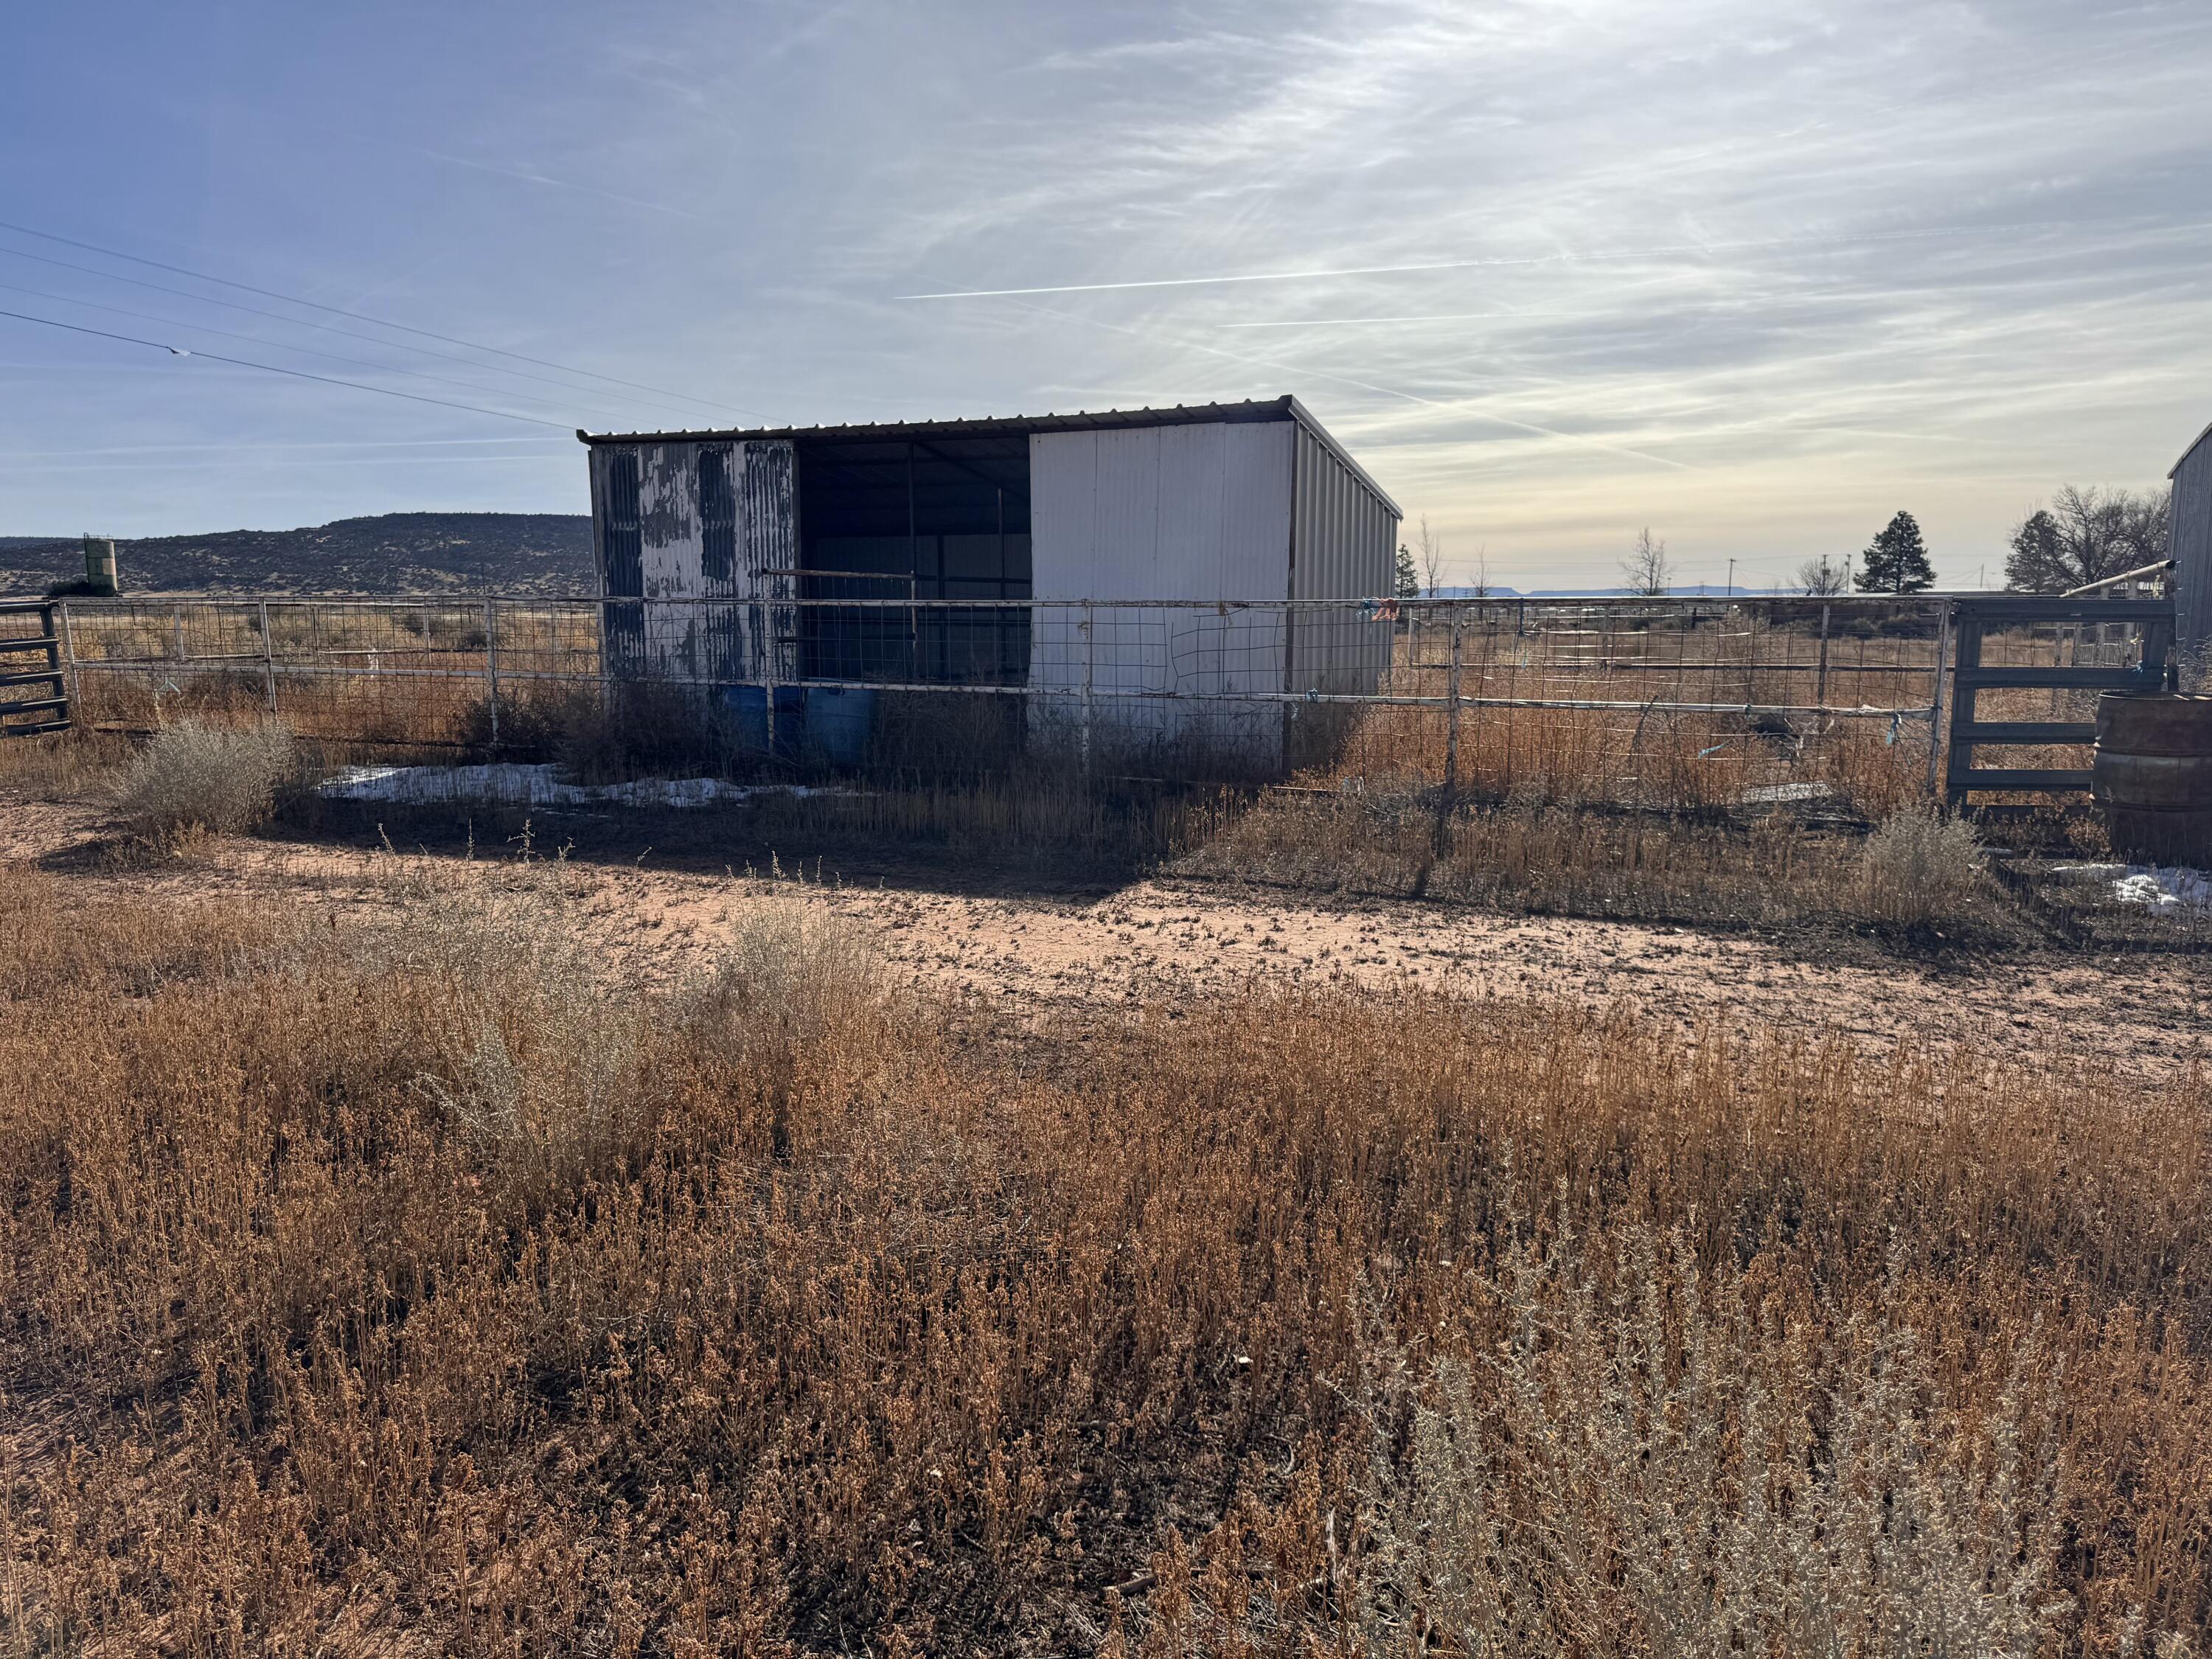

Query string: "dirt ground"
[4, 793, 2205, 1076]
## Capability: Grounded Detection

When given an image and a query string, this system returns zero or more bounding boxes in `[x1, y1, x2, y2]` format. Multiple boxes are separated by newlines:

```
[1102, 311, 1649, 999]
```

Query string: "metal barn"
[2169, 419, 2212, 672]
[577, 397, 1401, 765]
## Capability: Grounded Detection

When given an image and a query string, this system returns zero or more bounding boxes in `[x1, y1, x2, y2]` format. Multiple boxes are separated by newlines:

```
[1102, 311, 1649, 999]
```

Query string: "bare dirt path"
[5, 793, 2205, 1075]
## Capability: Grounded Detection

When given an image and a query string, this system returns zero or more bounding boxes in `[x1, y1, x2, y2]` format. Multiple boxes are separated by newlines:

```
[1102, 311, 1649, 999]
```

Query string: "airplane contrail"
[1222, 310, 1569, 329]
[897, 219, 2110, 300]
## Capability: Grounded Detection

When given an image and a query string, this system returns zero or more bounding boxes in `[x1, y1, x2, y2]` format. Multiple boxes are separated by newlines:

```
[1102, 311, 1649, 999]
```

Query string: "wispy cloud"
[8, 0, 2212, 577]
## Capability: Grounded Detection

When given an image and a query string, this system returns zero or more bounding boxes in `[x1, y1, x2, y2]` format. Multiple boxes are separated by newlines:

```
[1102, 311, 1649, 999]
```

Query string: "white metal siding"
[1290, 421, 1397, 695]
[1029, 420, 1294, 762]
[2173, 432, 2212, 669]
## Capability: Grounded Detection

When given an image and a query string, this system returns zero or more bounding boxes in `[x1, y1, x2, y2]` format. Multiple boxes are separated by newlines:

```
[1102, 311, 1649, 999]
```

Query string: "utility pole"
[1725, 557, 1735, 597]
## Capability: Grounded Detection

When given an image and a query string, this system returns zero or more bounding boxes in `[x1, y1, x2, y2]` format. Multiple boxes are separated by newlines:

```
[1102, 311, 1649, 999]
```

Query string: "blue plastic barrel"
[804, 686, 876, 766]
[718, 684, 807, 759]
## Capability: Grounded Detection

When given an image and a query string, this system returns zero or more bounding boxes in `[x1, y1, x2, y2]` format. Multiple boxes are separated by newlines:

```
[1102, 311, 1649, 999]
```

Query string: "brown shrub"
[114, 718, 296, 844]
[1860, 805, 1989, 927]
[1, 870, 2205, 1652]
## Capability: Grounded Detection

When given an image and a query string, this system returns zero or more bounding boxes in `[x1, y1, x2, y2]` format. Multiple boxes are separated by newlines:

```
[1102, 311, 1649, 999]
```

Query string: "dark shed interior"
[796, 436, 1032, 685]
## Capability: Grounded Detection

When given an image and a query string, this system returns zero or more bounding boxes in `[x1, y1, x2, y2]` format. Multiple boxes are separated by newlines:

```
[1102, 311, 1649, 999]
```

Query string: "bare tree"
[2006, 485, 2169, 592]
[1619, 527, 1672, 596]
[1795, 553, 1852, 597]
[1466, 543, 1492, 599]
[1415, 515, 1445, 597]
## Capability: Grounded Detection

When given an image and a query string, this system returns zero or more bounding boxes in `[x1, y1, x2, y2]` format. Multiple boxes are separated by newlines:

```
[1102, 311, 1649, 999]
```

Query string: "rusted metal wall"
[591, 439, 795, 684]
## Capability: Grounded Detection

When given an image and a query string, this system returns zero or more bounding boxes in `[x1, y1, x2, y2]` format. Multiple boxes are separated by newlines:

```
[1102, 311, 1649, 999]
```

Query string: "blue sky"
[4, 0, 2210, 590]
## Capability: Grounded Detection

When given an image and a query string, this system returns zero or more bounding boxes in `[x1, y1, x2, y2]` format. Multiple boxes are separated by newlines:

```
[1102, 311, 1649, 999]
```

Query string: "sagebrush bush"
[1354, 1235, 2069, 1658]
[1, 867, 2205, 1654]
[114, 718, 295, 843]
[1860, 804, 1986, 925]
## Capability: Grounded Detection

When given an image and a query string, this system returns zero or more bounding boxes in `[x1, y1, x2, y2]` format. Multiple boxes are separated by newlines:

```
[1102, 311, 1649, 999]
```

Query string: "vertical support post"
[1944, 607, 1984, 804]
[1813, 602, 1832, 718]
[257, 599, 277, 713]
[171, 602, 184, 664]
[483, 597, 500, 748]
[1926, 602, 1952, 799]
[35, 602, 66, 733]
[1436, 615, 1461, 855]
[764, 608, 780, 762]
[905, 440, 919, 681]
[2141, 609, 2175, 689]
[57, 599, 78, 721]
[1081, 599, 1095, 781]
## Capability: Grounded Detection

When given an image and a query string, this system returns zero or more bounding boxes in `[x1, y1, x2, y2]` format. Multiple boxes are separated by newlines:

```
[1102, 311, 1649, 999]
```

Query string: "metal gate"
[0, 601, 71, 739]
[1944, 575, 2174, 804]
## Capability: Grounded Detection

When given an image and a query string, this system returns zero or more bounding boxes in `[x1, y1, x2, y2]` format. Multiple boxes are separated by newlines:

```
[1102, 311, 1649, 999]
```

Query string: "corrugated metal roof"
[576, 394, 1401, 517]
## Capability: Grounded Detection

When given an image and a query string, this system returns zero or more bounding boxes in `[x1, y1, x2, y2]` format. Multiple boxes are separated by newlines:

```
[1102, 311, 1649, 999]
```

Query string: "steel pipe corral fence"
[49, 591, 1950, 703]
[36, 589, 1992, 806]
[35, 588, 2181, 807]
[52, 591, 1947, 722]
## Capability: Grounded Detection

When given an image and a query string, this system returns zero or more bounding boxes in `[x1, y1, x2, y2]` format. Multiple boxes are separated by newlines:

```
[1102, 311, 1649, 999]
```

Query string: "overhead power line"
[0, 218, 765, 421]
[0, 278, 617, 425]
[0, 307, 574, 429]
[0, 241, 714, 426]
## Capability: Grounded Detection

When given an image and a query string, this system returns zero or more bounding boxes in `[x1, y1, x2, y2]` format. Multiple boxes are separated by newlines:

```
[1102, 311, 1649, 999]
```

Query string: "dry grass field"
[2, 713, 2208, 1657]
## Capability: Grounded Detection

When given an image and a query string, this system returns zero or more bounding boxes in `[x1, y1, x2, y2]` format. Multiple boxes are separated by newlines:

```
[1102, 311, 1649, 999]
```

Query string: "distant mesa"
[0, 512, 592, 597]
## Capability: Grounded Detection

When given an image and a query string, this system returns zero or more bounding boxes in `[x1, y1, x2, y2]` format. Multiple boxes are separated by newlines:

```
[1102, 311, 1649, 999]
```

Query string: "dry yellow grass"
[1, 858, 2205, 1655]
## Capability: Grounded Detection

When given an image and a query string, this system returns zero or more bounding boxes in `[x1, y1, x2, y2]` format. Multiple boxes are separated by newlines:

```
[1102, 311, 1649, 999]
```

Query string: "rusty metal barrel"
[2093, 692, 2212, 864]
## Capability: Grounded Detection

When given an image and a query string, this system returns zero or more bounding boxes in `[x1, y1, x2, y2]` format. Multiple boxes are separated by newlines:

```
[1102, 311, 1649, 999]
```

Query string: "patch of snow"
[2051, 861, 2212, 910]
[1738, 782, 1832, 806]
[2045, 862, 2128, 886]
[317, 762, 848, 810]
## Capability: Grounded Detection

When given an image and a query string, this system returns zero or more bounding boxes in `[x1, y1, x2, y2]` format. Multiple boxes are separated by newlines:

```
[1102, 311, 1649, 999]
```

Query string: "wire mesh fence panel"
[1352, 597, 1947, 813]
[49, 591, 1954, 811]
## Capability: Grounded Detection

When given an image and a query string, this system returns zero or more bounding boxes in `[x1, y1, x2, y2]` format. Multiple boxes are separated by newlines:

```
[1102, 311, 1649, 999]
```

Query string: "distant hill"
[0, 513, 593, 597]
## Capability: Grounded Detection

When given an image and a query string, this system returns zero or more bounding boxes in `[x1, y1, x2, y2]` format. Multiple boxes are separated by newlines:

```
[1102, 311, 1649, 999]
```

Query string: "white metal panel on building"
[2171, 423, 2212, 669]
[1029, 421, 1294, 763]
[1289, 419, 1397, 695]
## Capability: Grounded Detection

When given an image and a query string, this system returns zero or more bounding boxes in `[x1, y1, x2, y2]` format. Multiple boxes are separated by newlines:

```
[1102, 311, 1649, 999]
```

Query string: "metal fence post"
[762, 592, 780, 762]
[483, 597, 500, 748]
[1925, 602, 1951, 799]
[1081, 599, 1095, 780]
[1436, 616, 1462, 855]
[1813, 602, 1831, 717]
[257, 599, 277, 713]
[58, 599, 79, 717]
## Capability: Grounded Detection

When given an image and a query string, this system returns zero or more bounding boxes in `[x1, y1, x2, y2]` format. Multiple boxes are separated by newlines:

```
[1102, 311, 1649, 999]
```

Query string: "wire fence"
[27, 589, 2124, 816]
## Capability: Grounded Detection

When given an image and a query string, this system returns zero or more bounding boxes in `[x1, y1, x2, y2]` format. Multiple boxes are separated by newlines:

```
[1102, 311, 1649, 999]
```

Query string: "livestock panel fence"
[18, 585, 2175, 815]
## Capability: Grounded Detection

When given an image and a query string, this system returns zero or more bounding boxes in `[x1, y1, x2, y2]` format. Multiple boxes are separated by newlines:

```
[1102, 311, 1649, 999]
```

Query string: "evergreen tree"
[1855, 510, 1935, 593]
[2005, 509, 2065, 591]
[1394, 541, 1419, 599]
